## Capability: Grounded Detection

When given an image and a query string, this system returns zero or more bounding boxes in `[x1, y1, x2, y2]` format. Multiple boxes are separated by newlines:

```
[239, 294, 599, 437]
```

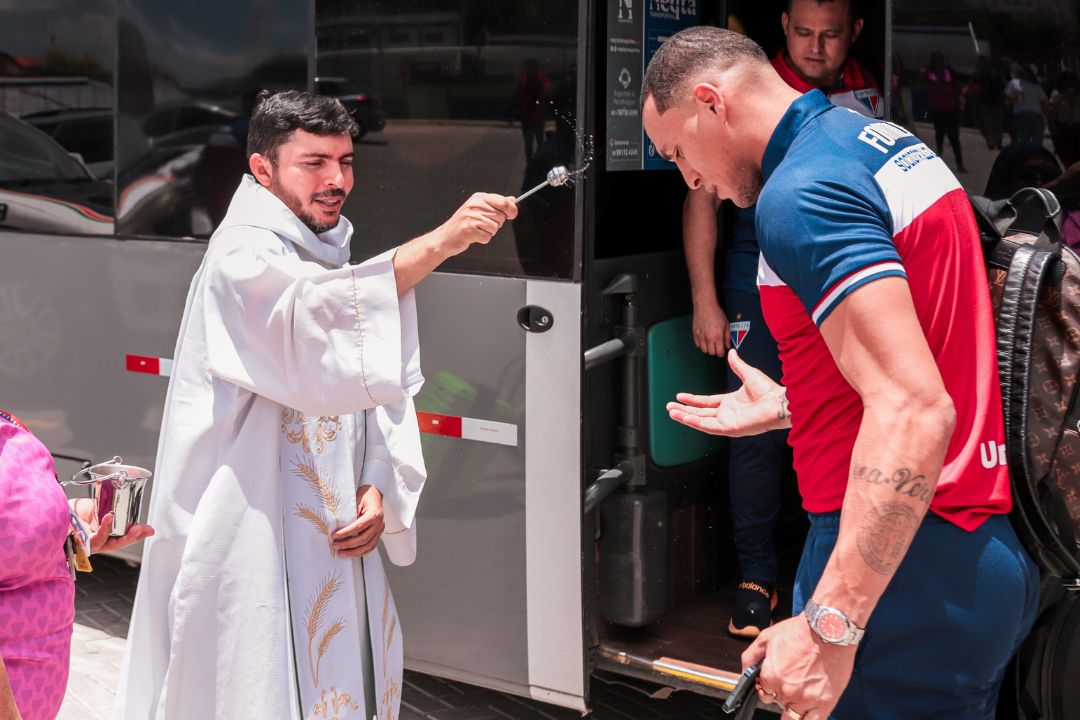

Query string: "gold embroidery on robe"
[282, 410, 341, 454]
[379, 584, 400, 720]
[291, 456, 342, 552]
[311, 686, 360, 719]
[304, 571, 346, 688]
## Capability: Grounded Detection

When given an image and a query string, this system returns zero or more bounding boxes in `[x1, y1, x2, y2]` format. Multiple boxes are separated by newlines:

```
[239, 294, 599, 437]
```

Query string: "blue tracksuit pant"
[725, 287, 790, 583]
[794, 511, 1040, 719]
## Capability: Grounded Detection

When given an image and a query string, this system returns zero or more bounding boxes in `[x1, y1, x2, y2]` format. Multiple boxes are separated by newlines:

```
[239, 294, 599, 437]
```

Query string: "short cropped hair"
[786, 0, 863, 27]
[641, 26, 769, 115]
[246, 89, 358, 163]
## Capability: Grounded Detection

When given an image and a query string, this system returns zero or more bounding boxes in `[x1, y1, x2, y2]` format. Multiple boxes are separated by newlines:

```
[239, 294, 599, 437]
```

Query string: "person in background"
[971, 55, 1006, 151]
[1048, 70, 1080, 167]
[890, 52, 908, 125]
[983, 141, 1080, 249]
[923, 49, 967, 173]
[680, 0, 882, 639]
[1006, 63, 1049, 144]
[0, 408, 153, 720]
[515, 58, 551, 161]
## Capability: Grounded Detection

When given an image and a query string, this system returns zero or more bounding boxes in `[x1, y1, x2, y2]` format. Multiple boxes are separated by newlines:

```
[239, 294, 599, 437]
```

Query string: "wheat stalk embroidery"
[292, 456, 342, 552]
[305, 571, 345, 688]
[379, 584, 400, 720]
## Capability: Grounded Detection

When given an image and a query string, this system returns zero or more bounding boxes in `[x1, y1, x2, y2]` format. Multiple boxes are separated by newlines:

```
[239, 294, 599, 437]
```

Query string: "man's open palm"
[666, 349, 789, 437]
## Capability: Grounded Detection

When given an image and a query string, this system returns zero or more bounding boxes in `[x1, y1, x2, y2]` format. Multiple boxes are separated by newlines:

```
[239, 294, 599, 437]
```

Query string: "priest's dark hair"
[247, 89, 358, 164]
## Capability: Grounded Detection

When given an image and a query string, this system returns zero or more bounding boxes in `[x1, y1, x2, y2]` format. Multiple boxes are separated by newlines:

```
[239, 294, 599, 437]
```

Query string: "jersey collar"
[761, 90, 833, 182]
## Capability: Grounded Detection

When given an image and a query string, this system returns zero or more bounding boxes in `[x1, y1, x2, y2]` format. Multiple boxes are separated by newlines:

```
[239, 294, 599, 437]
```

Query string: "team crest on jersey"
[854, 88, 881, 116]
[730, 320, 750, 349]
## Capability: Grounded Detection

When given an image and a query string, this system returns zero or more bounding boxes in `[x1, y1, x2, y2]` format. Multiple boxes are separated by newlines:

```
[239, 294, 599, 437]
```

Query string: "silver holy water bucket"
[66, 457, 152, 537]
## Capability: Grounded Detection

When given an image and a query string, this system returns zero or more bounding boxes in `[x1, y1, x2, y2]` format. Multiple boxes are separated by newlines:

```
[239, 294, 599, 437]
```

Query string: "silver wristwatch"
[804, 599, 865, 646]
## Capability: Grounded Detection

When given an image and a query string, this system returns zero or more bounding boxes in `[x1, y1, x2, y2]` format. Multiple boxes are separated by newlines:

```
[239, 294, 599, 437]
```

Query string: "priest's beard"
[271, 178, 345, 234]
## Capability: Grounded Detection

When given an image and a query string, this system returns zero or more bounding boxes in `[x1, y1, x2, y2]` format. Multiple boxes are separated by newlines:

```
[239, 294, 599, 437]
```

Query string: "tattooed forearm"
[856, 501, 920, 574]
[853, 464, 935, 505]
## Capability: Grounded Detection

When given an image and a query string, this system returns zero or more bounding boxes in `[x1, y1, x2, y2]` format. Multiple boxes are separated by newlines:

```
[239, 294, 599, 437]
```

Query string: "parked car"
[0, 112, 113, 234]
[139, 102, 237, 148]
[20, 107, 115, 179]
[314, 76, 386, 137]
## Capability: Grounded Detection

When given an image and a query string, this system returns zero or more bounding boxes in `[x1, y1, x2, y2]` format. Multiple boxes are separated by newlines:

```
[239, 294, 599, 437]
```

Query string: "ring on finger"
[784, 707, 804, 720]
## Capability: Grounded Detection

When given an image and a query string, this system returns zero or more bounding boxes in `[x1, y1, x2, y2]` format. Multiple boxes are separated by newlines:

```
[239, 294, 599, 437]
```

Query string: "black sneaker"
[728, 579, 779, 638]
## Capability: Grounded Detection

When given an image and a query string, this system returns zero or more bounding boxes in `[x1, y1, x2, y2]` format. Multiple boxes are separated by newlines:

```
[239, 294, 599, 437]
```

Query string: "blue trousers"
[794, 512, 1040, 719]
[725, 288, 790, 582]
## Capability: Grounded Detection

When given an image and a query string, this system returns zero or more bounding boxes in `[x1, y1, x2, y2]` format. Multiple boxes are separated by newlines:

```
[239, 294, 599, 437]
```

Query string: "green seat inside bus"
[647, 314, 727, 467]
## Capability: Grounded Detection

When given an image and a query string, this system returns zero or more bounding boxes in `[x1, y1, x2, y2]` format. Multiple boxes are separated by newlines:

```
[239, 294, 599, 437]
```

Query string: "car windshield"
[0, 113, 91, 183]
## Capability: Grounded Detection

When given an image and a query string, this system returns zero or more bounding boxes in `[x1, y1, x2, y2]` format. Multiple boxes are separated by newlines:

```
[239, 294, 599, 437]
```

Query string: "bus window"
[115, 0, 308, 239]
[0, 0, 115, 236]
[317, 0, 581, 280]
[891, 1, 1080, 204]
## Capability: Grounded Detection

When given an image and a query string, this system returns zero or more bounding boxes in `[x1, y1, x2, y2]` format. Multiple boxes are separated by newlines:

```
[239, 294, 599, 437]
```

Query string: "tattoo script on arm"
[853, 464, 935, 505]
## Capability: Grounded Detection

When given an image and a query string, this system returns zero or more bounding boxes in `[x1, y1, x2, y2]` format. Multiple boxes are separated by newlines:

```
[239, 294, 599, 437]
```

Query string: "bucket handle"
[65, 456, 125, 486]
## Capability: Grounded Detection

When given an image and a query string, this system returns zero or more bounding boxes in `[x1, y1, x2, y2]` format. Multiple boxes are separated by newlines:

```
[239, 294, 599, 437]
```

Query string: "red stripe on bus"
[417, 411, 462, 438]
[126, 354, 161, 375]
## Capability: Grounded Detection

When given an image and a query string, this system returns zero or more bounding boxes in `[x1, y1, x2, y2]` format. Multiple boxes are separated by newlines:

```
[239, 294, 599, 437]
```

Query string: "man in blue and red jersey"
[644, 26, 1038, 720]
[681, 0, 883, 639]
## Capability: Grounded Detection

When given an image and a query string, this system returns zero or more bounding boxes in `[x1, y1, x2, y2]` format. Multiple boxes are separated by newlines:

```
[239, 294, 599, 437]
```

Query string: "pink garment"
[927, 67, 959, 112]
[1064, 209, 1080, 250]
[0, 420, 74, 720]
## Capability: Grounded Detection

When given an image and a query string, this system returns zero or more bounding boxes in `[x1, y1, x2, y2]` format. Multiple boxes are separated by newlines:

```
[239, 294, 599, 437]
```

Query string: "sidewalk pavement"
[60, 556, 748, 720]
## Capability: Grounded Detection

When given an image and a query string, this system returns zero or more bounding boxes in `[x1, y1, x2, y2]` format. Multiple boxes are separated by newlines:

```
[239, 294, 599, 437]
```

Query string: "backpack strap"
[1007, 187, 1064, 246]
[998, 244, 1080, 579]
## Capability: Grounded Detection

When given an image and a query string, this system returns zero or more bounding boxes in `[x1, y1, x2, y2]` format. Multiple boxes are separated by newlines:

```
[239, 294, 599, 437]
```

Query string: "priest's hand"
[71, 499, 155, 554]
[333, 484, 385, 558]
[394, 193, 518, 293]
[439, 193, 518, 254]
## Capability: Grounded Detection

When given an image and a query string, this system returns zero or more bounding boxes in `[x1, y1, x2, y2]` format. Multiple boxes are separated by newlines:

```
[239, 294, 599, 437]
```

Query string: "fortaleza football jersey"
[772, 51, 884, 119]
[755, 91, 1010, 531]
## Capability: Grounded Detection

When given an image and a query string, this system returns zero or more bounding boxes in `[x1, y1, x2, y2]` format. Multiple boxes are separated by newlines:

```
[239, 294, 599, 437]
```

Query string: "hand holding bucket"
[65, 457, 152, 537]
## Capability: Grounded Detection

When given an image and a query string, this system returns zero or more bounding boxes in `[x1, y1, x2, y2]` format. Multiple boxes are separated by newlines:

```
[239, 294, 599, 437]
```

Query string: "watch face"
[816, 610, 849, 642]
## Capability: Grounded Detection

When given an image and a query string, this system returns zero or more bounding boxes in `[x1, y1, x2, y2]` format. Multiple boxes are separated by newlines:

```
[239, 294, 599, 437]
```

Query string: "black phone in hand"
[722, 661, 762, 715]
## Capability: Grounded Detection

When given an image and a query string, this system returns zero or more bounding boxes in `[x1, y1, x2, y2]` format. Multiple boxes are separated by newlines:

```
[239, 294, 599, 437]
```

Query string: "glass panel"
[892, 0, 1080, 207]
[116, 0, 308, 238]
[317, 0, 581, 279]
[0, 0, 115, 235]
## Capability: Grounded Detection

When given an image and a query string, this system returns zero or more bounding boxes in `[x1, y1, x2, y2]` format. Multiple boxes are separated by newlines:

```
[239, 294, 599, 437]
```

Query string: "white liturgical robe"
[114, 175, 426, 720]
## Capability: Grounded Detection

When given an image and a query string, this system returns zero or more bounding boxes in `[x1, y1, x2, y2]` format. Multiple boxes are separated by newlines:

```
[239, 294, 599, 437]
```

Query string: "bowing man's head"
[247, 90, 357, 234]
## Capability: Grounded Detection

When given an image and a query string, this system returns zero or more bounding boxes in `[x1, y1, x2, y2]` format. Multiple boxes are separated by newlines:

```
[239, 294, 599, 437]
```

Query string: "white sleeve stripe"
[874, 143, 962, 236]
[811, 261, 906, 325]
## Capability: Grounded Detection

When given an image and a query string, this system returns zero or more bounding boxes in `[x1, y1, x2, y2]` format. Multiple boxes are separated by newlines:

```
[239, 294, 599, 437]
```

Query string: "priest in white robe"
[113, 90, 517, 720]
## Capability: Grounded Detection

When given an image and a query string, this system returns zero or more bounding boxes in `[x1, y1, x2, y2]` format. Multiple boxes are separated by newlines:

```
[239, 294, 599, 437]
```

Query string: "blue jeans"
[725, 288, 790, 583]
[794, 512, 1040, 719]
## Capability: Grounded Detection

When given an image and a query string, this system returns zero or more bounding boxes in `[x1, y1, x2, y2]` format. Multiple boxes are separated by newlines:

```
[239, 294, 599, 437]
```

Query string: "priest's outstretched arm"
[392, 193, 518, 294]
